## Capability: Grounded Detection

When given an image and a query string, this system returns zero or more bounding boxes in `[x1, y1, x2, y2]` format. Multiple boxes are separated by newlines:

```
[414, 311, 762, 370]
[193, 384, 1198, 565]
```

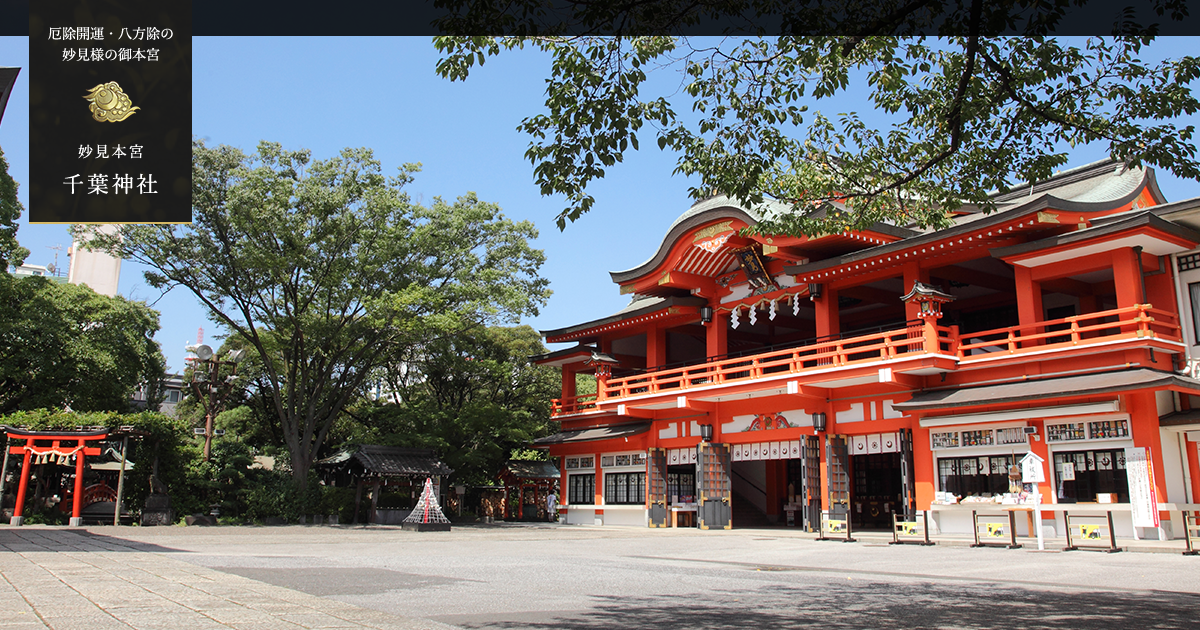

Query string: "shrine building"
[531, 160, 1200, 538]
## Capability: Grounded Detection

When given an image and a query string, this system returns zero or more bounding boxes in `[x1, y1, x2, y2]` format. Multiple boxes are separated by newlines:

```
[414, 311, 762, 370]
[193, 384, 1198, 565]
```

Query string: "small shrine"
[497, 460, 560, 521]
[2, 426, 107, 526]
[314, 445, 453, 525]
[900, 281, 957, 319]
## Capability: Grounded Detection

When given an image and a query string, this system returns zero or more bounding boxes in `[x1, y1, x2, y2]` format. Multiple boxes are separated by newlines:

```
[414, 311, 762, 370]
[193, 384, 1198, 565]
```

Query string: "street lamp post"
[185, 344, 244, 461]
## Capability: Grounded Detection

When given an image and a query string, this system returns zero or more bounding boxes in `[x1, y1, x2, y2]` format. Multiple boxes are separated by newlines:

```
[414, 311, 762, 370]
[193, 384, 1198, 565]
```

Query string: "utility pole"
[185, 343, 245, 461]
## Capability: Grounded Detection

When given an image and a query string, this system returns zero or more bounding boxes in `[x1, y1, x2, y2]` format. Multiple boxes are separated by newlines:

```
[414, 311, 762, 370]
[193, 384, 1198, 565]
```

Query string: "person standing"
[546, 490, 558, 522]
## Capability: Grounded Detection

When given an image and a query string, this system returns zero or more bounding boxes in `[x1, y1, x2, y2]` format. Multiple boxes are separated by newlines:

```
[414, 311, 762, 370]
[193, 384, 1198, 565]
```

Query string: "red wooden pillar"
[818, 404, 832, 516]
[518, 485, 525, 520]
[1143, 254, 1174, 309]
[706, 310, 728, 359]
[1127, 391, 1171, 525]
[815, 288, 840, 338]
[903, 263, 929, 321]
[593, 454, 604, 525]
[559, 457, 569, 520]
[11, 445, 32, 525]
[1014, 266, 1043, 326]
[1186, 438, 1200, 504]
[70, 443, 86, 526]
[1112, 248, 1144, 306]
[561, 365, 577, 400]
[1026, 420, 1055, 527]
[764, 460, 782, 521]
[911, 423, 935, 510]
[647, 325, 667, 370]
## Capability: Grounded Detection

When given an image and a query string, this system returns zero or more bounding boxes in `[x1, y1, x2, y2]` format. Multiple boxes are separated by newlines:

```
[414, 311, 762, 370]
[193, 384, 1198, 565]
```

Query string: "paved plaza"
[3, 523, 1200, 630]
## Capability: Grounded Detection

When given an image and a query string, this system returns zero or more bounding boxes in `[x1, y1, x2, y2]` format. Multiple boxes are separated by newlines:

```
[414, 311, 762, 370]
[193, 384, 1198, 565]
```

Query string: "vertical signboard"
[1125, 446, 1160, 528]
[29, 0, 191, 223]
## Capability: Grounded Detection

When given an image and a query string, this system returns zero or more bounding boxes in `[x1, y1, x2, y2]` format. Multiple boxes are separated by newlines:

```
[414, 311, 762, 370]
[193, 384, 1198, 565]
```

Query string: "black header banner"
[28, 0, 190, 223]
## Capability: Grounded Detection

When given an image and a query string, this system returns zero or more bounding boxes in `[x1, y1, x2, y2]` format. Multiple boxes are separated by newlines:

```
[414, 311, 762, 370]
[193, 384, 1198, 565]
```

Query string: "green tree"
[348, 325, 559, 484]
[78, 141, 551, 490]
[0, 147, 28, 269]
[435, 14, 1199, 234]
[0, 278, 165, 414]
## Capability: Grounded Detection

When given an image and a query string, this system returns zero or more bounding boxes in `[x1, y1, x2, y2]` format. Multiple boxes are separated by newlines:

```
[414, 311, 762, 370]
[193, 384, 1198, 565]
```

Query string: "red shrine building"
[532, 160, 1200, 539]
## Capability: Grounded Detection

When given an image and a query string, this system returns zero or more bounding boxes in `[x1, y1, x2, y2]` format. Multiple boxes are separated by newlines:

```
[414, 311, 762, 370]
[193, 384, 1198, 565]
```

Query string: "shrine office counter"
[928, 502, 1200, 540]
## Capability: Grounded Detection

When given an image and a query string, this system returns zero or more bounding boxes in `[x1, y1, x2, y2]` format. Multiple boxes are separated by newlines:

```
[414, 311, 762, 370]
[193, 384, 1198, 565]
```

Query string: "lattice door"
[899, 428, 915, 519]
[801, 435, 822, 532]
[826, 435, 850, 519]
[697, 442, 732, 530]
[647, 448, 668, 527]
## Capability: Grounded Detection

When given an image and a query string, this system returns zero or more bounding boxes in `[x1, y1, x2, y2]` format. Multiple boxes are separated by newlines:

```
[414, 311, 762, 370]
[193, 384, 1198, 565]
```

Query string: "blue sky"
[3, 36, 1200, 373]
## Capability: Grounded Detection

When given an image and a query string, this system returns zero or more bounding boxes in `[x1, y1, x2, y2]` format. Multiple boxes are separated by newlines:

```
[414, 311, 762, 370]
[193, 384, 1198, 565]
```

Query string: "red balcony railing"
[599, 323, 954, 400]
[548, 304, 1180, 416]
[551, 393, 598, 416]
[957, 304, 1179, 360]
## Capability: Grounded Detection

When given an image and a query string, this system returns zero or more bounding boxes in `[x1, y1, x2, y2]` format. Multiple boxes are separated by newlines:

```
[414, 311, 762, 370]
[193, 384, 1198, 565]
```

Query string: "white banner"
[1125, 446, 1161, 528]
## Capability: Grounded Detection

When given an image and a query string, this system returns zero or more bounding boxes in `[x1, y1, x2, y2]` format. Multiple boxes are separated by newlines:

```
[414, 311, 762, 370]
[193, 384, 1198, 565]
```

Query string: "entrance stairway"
[730, 489, 773, 528]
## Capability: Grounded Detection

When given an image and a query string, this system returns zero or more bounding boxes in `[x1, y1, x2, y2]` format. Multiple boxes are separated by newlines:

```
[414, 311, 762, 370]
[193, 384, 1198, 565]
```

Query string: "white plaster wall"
[601, 507, 648, 527]
[1160, 429, 1188, 503]
[1156, 390, 1176, 417]
[565, 508, 595, 525]
[779, 409, 814, 426]
[723, 415, 754, 433]
[836, 402, 866, 424]
[1174, 251, 1200, 357]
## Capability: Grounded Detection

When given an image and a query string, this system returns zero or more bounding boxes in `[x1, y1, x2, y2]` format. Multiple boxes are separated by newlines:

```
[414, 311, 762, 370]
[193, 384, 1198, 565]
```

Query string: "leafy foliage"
[435, 14, 1199, 234]
[0, 278, 165, 415]
[0, 147, 28, 269]
[77, 141, 550, 490]
[347, 325, 559, 485]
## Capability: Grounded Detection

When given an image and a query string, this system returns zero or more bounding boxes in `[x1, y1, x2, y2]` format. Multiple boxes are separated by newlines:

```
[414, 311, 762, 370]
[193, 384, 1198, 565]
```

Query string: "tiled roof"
[532, 422, 652, 446]
[502, 460, 561, 479]
[315, 445, 453, 477]
[893, 368, 1200, 412]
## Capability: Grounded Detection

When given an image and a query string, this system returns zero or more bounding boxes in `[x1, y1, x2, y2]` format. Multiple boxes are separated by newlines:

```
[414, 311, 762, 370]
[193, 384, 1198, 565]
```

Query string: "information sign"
[1021, 452, 1045, 483]
[1125, 447, 1160, 528]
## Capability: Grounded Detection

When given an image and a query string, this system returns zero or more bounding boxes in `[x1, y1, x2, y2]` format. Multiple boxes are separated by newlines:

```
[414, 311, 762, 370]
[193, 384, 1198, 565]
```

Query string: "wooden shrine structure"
[315, 445, 453, 524]
[529, 160, 1200, 539]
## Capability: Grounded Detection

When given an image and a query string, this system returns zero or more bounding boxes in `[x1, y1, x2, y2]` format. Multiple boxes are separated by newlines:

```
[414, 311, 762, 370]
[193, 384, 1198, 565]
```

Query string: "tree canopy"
[348, 325, 559, 485]
[0, 147, 28, 269]
[0, 277, 164, 414]
[79, 140, 551, 489]
[434, 6, 1199, 235]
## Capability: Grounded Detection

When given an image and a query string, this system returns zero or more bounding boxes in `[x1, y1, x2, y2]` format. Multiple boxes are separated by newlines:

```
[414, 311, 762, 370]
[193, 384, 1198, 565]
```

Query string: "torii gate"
[3, 427, 106, 526]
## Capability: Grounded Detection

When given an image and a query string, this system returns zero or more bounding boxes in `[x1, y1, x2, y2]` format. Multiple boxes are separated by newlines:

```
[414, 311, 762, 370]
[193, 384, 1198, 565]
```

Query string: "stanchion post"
[1106, 510, 1118, 553]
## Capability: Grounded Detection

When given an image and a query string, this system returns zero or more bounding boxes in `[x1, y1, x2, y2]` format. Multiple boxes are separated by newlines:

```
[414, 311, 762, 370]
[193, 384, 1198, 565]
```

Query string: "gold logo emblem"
[83, 82, 140, 122]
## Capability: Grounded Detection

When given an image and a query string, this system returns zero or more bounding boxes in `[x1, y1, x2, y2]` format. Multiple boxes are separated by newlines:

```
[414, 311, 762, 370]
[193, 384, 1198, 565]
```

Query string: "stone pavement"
[4, 521, 1200, 630]
[0, 528, 456, 630]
